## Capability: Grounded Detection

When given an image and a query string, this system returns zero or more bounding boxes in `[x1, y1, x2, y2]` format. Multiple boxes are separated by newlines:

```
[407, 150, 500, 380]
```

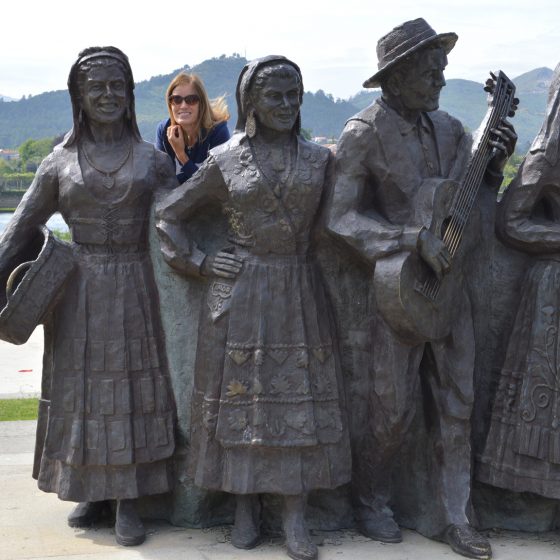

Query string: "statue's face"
[80, 62, 128, 125]
[396, 47, 447, 113]
[251, 71, 301, 133]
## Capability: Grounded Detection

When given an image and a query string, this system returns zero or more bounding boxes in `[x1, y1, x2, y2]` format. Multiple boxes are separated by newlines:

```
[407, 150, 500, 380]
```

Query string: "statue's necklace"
[249, 139, 296, 198]
[81, 141, 132, 189]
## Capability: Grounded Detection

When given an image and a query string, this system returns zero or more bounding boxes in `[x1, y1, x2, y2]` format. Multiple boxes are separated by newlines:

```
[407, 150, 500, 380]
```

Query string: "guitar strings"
[442, 83, 510, 253]
[444, 87, 510, 255]
[423, 91, 506, 299]
[444, 80, 509, 249]
[423, 86, 511, 299]
[421, 77, 514, 300]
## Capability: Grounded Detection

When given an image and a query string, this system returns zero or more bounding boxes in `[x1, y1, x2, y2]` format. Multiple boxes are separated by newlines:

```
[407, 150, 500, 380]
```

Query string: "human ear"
[385, 73, 402, 97]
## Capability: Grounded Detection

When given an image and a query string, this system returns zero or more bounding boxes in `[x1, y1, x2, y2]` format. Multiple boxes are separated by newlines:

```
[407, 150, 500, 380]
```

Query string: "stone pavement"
[1, 420, 560, 560]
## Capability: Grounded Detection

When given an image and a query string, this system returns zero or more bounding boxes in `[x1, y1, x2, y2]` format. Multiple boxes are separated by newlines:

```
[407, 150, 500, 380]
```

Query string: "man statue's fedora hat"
[363, 18, 458, 88]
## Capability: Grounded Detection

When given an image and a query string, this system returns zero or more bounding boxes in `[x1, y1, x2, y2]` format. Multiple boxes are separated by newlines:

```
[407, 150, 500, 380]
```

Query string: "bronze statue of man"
[327, 18, 516, 560]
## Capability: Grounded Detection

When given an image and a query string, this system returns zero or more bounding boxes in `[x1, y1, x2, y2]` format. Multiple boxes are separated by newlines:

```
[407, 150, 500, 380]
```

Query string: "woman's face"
[170, 83, 200, 130]
[80, 62, 128, 125]
[251, 71, 301, 133]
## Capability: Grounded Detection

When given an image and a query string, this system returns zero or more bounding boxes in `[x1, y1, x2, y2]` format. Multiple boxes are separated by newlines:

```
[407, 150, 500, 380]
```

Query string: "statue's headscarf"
[64, 46, 141, 147]
[235, 55, 303, 134]
[529, 62, 560, 165]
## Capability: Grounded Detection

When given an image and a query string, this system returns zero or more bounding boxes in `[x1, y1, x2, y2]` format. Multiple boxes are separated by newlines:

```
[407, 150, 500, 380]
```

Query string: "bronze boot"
[115, 499, 145, 546]
[356, 507, 402, 543]
[282, 494, 317, 560]
[67, 501, 111, 528]
[231, 494, 261, 549]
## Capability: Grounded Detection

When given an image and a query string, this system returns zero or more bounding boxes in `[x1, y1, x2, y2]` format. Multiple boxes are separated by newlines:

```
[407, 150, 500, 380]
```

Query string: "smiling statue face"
[251, 71, 301, 133]
[396, 47, 447, 113]
[80, 63, 128, 125]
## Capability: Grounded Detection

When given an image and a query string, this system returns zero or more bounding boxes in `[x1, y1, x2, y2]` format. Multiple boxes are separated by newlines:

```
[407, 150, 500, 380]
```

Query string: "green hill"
[0, 90, 72, 148]
[513, 67, 553, 94]
[0, 56, 552, 153]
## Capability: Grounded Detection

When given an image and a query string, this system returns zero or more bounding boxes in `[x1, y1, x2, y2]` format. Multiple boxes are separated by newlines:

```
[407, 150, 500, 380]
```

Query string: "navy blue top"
[155, 119, 230, 183]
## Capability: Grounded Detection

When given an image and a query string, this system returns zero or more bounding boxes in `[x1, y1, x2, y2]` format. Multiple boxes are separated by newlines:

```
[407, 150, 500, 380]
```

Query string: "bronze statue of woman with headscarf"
[156, 55, 351, 560]
[0, 46, 178, 547]
[478, 62, 560, 501]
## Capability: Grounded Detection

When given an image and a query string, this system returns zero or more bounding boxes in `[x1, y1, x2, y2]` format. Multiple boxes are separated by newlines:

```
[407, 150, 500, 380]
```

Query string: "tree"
[18, 137, 54, 170]
[502, 153, 523, 187]
[0, 159, 12, 174]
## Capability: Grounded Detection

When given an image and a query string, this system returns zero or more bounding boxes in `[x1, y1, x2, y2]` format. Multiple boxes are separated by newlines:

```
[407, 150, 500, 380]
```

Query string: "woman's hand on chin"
[167, 125, 188, 164]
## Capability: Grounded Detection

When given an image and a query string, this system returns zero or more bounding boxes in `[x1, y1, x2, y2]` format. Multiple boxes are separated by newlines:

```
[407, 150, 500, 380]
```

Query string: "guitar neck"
[419, 71, 516, 303]
[443, 71, 516, 258]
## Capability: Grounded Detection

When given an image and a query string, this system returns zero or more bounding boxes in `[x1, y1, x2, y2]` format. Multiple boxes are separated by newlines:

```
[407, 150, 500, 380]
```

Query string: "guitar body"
[373, 178, 463, 344]
[372, 71, 516, 345]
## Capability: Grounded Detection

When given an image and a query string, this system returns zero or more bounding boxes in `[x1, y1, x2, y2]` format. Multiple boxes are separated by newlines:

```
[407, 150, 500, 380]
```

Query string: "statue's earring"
[246, 110, 257, 138]
[126, 106, 131, 120]
[78, 108, 84, 125]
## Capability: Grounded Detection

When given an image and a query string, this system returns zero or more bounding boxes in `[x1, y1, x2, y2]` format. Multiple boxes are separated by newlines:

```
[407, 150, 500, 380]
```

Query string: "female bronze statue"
[0, 47, 177, 546]
[156, 55, 350, 560]
[478, 63, 560, 501]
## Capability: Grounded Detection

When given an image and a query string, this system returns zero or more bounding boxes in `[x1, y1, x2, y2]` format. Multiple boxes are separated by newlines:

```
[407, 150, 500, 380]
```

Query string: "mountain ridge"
[0, 55, 552, 153]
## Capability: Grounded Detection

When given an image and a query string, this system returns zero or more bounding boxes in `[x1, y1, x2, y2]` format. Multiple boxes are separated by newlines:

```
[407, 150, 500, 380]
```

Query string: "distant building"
[0, 149, 19, 161]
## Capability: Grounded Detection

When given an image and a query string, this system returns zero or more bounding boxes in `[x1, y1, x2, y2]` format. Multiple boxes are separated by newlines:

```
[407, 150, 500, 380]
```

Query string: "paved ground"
[2, 337, 560, 558]
[0, 326, 42, 399]
[1, 420, 560, 559]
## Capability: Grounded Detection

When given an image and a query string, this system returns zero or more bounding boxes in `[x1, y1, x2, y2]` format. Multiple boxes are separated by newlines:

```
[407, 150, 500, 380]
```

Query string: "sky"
[2, 0, 560, 101]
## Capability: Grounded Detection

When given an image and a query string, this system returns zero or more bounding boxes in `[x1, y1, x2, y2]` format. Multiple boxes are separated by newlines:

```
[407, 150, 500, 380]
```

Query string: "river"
[0, 212, 68, 235]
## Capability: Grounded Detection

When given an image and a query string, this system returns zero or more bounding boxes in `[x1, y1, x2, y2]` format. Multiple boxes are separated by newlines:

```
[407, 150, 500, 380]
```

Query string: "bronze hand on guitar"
[488, 117, 518, 175]
[417, 228, 451, 281]
[373, 70, 518, 343]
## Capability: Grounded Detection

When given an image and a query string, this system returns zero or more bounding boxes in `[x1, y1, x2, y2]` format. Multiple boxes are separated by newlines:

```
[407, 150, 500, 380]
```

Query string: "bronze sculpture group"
[2, 15, 560, 560]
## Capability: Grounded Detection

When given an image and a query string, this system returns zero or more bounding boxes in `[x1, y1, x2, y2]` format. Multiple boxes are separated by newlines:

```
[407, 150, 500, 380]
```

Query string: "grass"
[0, 398, 39, 421]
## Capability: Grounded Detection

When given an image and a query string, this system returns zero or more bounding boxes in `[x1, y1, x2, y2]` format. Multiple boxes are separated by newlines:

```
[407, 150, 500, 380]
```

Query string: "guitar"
[372, 71, 518, 344]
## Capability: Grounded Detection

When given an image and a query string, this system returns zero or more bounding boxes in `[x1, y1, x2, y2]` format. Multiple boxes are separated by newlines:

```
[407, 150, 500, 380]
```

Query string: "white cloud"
[1, 0, 559, 99]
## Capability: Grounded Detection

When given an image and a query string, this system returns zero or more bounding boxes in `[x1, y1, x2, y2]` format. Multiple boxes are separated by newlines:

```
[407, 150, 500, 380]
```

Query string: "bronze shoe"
[67, 501, 111, 528]
[444, 524, 492, 560]
[285, 534, 318, 560]
[356, 510, 402, 543]
[231, 494, 261, 549]
[283, 496, 317, 560]
[231, 524, 261, 549]
[115, 499, 146, 547]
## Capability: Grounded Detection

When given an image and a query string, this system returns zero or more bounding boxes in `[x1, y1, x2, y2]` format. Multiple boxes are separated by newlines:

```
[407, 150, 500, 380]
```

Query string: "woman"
[0, 47, 177, 546]
[155, 72, 230, 183]
[156, 56, 351, 560]
[478, 63, 560, 499]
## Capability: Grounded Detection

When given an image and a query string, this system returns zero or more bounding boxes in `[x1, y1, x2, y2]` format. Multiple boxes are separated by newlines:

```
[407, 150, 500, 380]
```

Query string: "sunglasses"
[169, 94, 200, 106]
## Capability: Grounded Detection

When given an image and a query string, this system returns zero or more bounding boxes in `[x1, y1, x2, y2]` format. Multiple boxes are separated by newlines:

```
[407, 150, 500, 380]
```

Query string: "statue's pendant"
[102, 174, 115, 189]
[273, 183, 282, 198]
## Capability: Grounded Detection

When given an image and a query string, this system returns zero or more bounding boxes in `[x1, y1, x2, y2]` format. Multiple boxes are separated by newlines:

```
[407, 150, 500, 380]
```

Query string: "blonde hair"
[166, 72, 229, 142]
